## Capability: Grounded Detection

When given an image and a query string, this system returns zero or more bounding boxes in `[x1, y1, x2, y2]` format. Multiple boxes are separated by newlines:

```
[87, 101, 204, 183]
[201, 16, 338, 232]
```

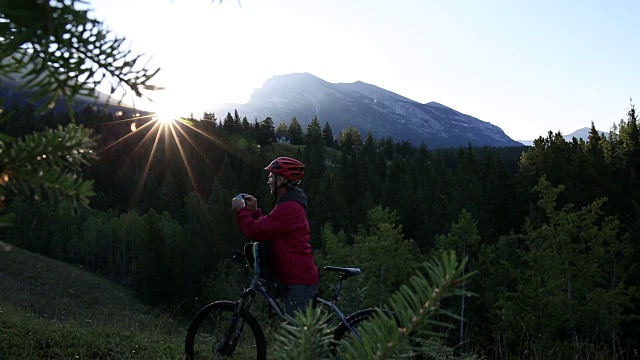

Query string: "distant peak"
[268, 72, 321, 81]
[262, 72, 328, 88]
[425, 101, 450, 109]
[339, 79, 380, 89]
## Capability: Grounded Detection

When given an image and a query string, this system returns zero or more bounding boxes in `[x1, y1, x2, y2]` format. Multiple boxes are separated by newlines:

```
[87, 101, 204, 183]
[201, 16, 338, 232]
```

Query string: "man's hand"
[231, 194, 258, 212]
[243, 194, 258, 212]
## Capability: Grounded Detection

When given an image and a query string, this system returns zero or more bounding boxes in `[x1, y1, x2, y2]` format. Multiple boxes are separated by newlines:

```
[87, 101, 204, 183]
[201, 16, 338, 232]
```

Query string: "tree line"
[2, 102, 639, 358]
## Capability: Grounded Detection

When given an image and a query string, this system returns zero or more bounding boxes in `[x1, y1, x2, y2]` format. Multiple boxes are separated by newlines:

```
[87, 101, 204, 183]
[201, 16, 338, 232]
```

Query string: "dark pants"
[283, 284, 319, 317]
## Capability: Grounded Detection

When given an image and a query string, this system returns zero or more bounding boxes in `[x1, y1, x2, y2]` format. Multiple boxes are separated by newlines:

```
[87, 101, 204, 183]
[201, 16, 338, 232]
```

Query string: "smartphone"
[234, 193, 246, 207]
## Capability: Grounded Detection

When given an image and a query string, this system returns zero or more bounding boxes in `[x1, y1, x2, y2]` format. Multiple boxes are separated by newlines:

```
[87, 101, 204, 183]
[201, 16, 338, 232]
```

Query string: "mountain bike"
[184, 244, 393, 359]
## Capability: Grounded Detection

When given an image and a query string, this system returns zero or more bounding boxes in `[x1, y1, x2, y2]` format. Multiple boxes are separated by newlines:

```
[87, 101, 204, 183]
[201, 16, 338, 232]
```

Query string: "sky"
[89, 0, 640, 141]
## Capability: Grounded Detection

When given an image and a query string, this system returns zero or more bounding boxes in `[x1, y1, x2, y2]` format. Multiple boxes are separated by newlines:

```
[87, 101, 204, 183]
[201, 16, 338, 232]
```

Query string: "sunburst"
[93, 103, 239, 210]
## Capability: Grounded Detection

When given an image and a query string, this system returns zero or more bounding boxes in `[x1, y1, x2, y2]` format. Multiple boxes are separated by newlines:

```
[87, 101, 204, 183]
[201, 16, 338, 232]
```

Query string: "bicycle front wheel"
[185, 300, 267, 360]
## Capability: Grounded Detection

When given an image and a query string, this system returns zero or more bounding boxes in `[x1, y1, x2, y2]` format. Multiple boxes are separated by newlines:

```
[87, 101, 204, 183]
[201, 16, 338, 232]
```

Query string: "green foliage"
[0, 123, 97, 228]
[319, 223, 351, 265]
[305, 116, 323, 146]
[202, 253, 249, 302]
[288, 117, 304, 145]
[277, 121, 288, 136]
[303, 118, 326, 195]
[435, 209, 480, 259]
[340, 126, 363, 152]
[434, 209, 481, 352]
[316, 224, 367, 313]
[0, 0, 160, 227]
[272, 306, 335, 360]
[256, 116, 276, 146]
[136, 209, 185, 303]
[492, 177, 636, 357]
[345, 252, 471, 359]
[0, 124, 96, 208]
[322, 121, 335, 147]
[322, 206, 421, 310]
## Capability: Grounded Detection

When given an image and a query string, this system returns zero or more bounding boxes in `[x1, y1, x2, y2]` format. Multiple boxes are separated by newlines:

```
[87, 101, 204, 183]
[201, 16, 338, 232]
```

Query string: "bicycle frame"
[186, 249, 370, 359]
[236, 275, 286, 319]
[234, 269, 362, 341]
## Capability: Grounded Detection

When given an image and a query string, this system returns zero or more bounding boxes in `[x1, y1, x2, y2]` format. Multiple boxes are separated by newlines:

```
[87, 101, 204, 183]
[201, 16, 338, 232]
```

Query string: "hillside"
[0, 240, 186, 359]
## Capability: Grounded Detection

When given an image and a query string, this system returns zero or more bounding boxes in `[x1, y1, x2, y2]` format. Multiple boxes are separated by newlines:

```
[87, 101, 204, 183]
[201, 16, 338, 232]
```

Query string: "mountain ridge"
[213, 73, 523, 148]
[517, 127, 610, 146]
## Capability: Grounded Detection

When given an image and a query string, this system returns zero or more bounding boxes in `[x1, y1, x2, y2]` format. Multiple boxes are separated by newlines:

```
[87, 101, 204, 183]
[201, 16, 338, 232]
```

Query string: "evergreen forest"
[2, 102, 640, 359]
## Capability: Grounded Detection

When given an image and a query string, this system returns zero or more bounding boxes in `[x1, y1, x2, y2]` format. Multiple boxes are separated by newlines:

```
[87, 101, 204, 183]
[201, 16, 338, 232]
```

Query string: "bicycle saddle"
[323, 266, 361, 278]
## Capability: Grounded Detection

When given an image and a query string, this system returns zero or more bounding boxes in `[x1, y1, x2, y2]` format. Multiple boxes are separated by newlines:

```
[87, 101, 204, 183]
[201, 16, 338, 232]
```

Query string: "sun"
[153, 111, 176, 125]
[96, 97, 245, 211]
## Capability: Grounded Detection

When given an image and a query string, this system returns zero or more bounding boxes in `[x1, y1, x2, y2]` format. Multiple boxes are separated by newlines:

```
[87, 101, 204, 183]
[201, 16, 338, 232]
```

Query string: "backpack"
[244, 241, 275, 282]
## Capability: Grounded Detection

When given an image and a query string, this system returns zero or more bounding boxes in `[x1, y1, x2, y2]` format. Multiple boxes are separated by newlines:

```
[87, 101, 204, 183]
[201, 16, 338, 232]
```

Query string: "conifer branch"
[271, 252, 474, 359]
[343, 251, 475, 359]
[0, 123, 97, 207]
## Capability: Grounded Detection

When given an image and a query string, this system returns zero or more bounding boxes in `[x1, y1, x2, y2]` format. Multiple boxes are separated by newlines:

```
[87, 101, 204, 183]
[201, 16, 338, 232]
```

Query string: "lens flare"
[94, 100, 246, 211]
[154, 112, 175, 125]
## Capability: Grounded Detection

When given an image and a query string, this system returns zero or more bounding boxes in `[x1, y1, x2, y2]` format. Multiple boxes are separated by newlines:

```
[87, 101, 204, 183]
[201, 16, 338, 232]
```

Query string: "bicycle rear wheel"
[332, 308, 426, 359]
[185, 300, 267, 359]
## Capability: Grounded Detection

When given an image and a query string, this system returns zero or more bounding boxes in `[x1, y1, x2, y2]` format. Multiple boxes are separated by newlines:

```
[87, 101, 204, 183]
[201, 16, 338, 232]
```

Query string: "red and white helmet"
[264, 157, 305, 181]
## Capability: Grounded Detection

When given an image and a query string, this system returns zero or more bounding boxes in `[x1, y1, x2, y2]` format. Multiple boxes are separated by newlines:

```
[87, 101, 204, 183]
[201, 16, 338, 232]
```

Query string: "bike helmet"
[265, 157, 305, 181]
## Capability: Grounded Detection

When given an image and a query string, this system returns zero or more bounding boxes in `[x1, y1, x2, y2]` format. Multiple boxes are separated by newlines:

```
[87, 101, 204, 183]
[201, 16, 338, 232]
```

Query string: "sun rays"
[92, 106, 241, 210]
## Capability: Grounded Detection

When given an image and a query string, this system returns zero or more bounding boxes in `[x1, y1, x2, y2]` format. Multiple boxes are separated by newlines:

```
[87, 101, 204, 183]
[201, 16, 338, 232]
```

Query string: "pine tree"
[222, 112, 235, 133]
[305, 116, 323, 145]
[302, 117, 326, 195]
[495, 178, 635, 357]
[352, 206, 421, 309]
[288, 117, 304, 145]
[339, 127, 363, 153]
[434, 209, 481, 353]
[322, 122, 335, 147]
[256, 117, 276, 146]
[277, 121, 288, 136]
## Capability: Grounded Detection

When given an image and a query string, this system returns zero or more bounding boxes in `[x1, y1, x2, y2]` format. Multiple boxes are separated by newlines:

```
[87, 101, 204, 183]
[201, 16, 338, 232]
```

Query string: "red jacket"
[235, 189, 319, 285]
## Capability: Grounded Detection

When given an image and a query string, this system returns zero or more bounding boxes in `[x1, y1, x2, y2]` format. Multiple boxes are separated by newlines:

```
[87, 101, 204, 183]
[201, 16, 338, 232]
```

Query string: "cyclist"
[231, 157, 319, 318]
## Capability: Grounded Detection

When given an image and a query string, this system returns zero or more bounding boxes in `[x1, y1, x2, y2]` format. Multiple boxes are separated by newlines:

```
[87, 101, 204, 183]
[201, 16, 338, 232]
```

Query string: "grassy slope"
[0, 240, 185, 359]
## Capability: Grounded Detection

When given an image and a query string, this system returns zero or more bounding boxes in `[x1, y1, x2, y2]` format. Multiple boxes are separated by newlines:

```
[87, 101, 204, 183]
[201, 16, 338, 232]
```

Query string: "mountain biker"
[231, 156, 319, 318]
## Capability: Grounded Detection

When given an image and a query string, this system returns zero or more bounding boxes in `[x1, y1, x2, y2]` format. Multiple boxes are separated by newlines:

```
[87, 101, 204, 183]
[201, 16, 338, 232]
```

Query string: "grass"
[0, 240, 186, 359]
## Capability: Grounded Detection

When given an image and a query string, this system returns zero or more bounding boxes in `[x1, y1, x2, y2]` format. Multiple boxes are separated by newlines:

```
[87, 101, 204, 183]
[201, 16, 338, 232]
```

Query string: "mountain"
[517, 127, 610, 146]
[564, 127, 610, 141]
[213, 73, 522, 148]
